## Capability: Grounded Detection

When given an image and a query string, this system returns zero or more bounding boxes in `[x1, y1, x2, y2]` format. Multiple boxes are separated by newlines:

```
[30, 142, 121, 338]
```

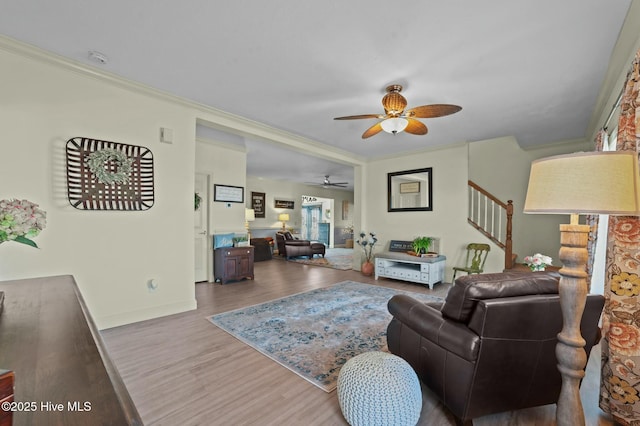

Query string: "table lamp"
[278, 213, 289, 231]
[524, 151, 640, 426]
[245, 208, 255, 240]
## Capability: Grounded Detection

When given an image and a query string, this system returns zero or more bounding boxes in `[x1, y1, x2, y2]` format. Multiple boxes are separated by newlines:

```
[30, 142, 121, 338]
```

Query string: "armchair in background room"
[387, 271, 604, 425]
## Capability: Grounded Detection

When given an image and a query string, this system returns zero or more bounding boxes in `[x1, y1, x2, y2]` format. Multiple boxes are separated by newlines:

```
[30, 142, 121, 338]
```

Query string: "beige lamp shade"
[278, 213, 290, 222]
[524, 151, 640, 215]
[245, 208, 255, 221]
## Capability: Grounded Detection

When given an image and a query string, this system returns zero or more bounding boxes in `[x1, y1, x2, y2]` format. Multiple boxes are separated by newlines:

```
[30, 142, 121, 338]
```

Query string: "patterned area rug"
[208, 281, 443, 392]
[276, 247, 353, 270]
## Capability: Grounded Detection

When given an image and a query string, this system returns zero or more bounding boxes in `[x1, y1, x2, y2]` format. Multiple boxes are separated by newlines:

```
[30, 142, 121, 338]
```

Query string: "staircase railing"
[467, 180, 514, 270]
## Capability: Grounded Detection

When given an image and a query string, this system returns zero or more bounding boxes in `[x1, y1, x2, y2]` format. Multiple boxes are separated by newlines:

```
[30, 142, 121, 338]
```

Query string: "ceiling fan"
[307, 175, 349, 188]
[334, 84, 462, 139]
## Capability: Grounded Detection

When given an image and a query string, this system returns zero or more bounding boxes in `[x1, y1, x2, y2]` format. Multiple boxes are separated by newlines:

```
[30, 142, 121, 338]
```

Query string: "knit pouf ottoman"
[337, 351, 422, 426]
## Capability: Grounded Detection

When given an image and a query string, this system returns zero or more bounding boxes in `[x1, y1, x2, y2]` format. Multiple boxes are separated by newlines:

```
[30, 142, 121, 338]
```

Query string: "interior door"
[302, 205, 321, 240]
[194, 173, 209, 282]
[317, 223, 330, 246]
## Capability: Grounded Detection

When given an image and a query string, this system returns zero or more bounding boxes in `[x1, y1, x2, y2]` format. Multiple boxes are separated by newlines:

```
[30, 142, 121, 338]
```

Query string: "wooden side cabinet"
[214, 246, 254, 284]
[0, 370, 14, 426]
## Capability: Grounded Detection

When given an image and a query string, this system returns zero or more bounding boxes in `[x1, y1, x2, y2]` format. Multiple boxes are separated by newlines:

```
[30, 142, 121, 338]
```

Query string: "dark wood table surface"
[0, 275, 142, 425]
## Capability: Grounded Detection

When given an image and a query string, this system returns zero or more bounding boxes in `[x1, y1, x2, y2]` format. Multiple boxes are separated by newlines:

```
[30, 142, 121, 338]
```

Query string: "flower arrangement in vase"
[524, 253, 552, 271]
[356, 231, 378, 276]
[0, 199, 47, 248]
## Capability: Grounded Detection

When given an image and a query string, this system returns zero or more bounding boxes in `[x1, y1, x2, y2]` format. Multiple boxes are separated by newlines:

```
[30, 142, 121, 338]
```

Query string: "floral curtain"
[599, 50, 640, 425]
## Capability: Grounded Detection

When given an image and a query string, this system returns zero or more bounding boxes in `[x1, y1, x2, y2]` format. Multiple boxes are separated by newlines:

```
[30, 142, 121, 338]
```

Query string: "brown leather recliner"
[387, 271, 605, 425]
[275, 232, 312, 259]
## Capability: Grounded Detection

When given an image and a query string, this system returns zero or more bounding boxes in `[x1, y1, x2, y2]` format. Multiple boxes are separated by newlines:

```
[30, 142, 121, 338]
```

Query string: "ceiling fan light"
[381, 91, 407, 115]
[381, 117, 408, 134]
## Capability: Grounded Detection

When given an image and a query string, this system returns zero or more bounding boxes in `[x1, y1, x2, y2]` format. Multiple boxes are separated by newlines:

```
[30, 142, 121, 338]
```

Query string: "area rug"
[276, 247, 353, 270]
[208, 281, 443, 392]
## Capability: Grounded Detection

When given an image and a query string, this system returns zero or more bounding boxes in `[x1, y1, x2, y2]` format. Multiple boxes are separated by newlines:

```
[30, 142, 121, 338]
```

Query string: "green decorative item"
[412, 236, 433, 254]
[195, 193, 202, 211]
[86, 148, 133, 185]
[233, 235, 249, 247]
[0, 199, 47, 248]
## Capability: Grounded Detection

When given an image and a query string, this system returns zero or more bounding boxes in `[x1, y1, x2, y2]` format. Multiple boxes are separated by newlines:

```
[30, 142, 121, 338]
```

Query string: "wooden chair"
[452, 243, 490, 281]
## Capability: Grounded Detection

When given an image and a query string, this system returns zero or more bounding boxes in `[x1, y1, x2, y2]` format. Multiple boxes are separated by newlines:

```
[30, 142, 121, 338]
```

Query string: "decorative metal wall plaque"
[66, 137, 154, 210]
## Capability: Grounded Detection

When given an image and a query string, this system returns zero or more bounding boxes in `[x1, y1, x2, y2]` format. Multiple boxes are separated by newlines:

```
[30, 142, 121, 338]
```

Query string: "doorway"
[301, 195, 333, 247]
[194, 173, 209, 282]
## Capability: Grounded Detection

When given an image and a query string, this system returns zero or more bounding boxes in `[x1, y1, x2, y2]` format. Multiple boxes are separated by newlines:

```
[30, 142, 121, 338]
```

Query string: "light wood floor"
[102, 258, 615, 426]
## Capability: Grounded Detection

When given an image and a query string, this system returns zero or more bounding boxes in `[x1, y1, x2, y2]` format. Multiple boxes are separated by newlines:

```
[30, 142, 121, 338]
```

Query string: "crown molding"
[195, 137, 247, 153]
[367, 139, 468, 163]
[587, 0, 640, 138]
[520, 137, 591, 152]
[0, 34, 366, 167]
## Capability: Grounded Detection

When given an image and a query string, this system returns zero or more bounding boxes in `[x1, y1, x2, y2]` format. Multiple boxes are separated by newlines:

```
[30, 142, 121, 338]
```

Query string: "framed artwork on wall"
[399, 181, 420, 194]
[214, 184, 244, 203]
[342, 200, 349, 220]
[252, 191, 266, 218]
[274, 199, 294, 209]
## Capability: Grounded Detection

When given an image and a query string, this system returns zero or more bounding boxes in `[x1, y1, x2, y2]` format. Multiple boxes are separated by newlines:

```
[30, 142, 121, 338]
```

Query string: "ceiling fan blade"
[404, 118, 428, 135]
[334, 114, 384, 120]
[405, 104, 462, 118]
[362, 122, 383, 139]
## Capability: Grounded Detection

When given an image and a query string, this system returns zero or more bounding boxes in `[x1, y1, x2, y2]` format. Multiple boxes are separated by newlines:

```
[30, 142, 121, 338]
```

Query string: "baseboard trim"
[97, 298, 198, 330]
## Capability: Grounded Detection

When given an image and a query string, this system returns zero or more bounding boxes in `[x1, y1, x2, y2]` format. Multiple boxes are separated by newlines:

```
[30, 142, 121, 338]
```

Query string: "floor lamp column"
[555, 219, 590, 426]
[524, 151, 640, 426]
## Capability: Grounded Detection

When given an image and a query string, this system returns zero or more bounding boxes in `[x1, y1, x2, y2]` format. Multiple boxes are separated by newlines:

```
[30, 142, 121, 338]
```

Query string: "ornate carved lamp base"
[556, 220, 590, 426]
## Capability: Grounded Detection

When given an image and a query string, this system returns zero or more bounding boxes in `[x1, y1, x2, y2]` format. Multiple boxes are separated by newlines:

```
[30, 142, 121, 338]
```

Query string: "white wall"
[195, 139, 248, 234]
[360, 136, 596, 280]
[469, 136, 592, 266]
[359, 144, 507, 280]
[246, 176, 354, 243]
[0, 44, 197, 329]
[195, 139, 248, 282]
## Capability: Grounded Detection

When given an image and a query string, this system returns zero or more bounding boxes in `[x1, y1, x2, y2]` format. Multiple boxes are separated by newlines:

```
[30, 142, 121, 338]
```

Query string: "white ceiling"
[1, 1, 633, 191]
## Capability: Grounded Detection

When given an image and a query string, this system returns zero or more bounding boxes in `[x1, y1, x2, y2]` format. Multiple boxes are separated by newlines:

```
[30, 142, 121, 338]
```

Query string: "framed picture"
[214, 184, 244, 203]
[252, 191, 266, 218]
[274, 199, 294, 209]
[342, 200, 349, 220]
[399, 181, 420, 194]
[388, 167, 433, 212]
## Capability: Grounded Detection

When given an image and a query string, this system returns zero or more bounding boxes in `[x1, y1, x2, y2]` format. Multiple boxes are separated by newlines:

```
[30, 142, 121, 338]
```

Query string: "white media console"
[374, 245, 446, 290]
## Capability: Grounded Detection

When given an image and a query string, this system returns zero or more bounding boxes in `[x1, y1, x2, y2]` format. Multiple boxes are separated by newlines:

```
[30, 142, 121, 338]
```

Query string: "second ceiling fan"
[306, 175, 348, 188]
[334, 84, 462, 139]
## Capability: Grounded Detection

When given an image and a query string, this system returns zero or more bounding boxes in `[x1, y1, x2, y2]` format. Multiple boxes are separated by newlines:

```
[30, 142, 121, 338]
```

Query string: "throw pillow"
[214, 233, 234, 249]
